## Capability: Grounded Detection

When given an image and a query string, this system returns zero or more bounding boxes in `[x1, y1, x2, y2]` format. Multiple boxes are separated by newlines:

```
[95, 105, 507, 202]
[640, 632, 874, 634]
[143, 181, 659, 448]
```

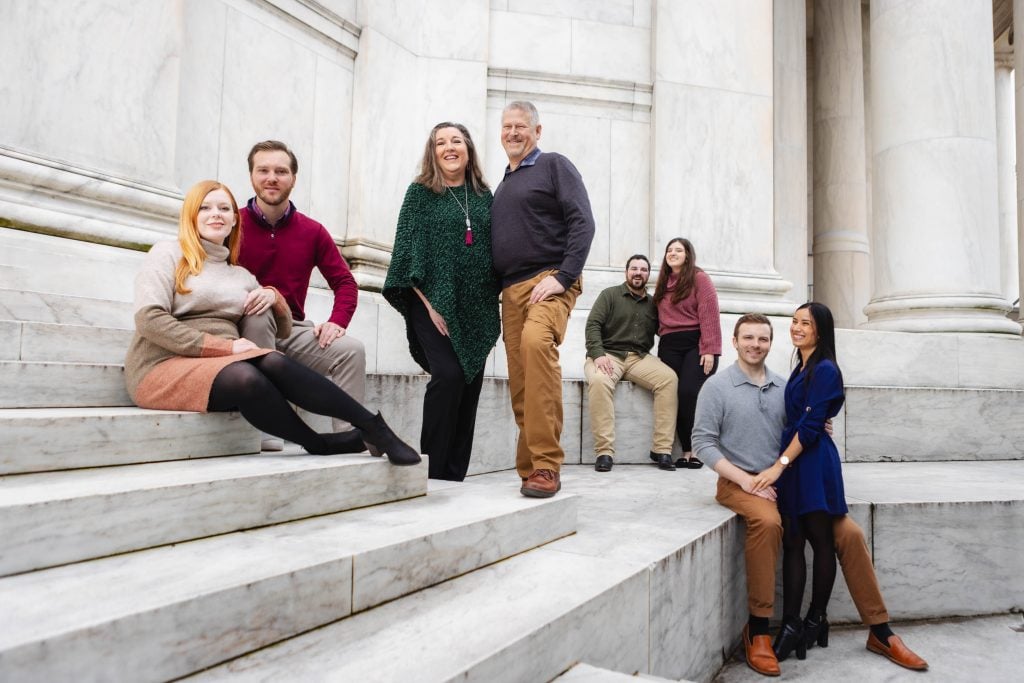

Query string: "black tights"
[207, 353, 374, 454]
[781, 511, 837, 620]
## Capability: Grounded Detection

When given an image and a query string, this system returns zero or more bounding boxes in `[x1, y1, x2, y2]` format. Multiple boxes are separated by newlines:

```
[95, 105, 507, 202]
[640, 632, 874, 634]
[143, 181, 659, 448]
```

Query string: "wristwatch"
[778, 455, 791, 466]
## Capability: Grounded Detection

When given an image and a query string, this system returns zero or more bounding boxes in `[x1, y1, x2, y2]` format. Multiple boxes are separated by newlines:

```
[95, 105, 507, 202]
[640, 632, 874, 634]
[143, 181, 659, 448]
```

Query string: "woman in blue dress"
[752, 302, 846, 662]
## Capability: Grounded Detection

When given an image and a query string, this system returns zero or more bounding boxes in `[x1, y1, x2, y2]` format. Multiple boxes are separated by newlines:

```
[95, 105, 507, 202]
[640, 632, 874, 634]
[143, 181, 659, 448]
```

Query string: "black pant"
[657, 330, 718, 451]
[407, 296, 484, 481]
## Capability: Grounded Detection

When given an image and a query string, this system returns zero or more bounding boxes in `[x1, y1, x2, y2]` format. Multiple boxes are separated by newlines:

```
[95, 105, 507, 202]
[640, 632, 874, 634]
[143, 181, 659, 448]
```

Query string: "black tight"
[207, 353, 374, 454]
[781, 511, 837, 619]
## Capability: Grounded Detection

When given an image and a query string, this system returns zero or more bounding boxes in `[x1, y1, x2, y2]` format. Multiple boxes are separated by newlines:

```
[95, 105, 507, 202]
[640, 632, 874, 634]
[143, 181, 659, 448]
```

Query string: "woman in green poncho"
[383, 122, 500, 481]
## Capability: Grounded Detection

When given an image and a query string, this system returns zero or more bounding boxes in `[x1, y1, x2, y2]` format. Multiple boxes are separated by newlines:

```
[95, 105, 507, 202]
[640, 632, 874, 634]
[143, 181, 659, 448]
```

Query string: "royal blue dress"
[776, 360, 848, 518]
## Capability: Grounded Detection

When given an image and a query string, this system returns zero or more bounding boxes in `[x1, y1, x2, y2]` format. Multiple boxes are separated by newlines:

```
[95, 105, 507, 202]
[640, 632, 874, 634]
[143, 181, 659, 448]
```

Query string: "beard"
[257, 186, 292, 207]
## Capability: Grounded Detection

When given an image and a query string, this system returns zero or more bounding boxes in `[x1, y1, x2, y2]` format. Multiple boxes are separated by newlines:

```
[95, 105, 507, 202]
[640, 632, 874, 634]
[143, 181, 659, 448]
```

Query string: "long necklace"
[447, 184, 473, 245]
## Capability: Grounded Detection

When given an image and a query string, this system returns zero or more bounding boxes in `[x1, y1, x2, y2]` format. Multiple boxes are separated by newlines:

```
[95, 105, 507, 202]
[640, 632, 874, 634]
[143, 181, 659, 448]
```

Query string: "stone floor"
[713, 614, 1023, 682]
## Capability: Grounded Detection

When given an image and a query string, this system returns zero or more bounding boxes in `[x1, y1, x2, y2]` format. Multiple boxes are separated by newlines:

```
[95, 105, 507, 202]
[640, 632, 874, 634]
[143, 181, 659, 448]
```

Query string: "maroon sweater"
[656, 270, 722, 356]
[239, 202, 358, 328]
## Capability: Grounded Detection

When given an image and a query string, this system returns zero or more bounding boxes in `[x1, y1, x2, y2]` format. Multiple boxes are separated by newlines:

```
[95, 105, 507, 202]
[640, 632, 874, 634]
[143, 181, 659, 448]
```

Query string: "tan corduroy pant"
[501, 270, 581, 479]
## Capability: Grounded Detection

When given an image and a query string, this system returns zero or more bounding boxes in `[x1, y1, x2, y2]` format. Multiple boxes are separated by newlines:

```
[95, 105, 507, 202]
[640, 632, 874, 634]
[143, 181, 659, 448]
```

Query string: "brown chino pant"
[716, 478, 889, 624]
[501, 270, 581, 479]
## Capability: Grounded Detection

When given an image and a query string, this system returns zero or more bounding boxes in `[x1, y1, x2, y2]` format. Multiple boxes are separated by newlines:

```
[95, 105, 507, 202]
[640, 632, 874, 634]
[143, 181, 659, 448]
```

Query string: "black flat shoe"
[595, 455, 613, 472]
[675, 456, 704, 469]
[651, 452, 676, 471]
[773, 618, 807, 662]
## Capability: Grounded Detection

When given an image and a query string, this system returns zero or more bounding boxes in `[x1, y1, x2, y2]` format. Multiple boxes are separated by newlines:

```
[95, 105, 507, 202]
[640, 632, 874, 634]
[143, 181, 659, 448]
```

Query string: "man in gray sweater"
[692, 313, 927, 676]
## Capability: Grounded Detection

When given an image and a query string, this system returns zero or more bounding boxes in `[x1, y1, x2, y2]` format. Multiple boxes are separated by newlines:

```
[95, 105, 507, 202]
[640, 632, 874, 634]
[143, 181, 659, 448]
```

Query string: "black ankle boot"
[803, 611, 830, 650]
[353, 412, 421, 466]
[313, 429, 367, 455]
[773, 617, 807, 662]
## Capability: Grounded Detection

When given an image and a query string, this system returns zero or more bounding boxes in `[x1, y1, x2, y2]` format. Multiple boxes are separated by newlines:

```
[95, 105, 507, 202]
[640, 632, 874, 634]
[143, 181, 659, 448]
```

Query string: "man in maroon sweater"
[238, 140, 366, 451]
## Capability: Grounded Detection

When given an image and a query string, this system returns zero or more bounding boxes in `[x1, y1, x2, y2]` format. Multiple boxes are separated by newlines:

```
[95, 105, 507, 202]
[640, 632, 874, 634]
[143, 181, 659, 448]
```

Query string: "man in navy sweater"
[491, 101, 595, 497]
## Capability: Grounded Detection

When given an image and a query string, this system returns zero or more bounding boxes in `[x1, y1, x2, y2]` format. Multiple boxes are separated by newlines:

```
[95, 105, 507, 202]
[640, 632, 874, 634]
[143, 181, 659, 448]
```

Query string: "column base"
[864, 294, 1022, 334]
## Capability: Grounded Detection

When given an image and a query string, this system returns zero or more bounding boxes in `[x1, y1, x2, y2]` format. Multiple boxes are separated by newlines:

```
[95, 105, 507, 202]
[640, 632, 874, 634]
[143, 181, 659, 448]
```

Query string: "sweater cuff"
[200, 334, 234, 357]
[266, 286, 293, 340]
[554, 271, 575, 291]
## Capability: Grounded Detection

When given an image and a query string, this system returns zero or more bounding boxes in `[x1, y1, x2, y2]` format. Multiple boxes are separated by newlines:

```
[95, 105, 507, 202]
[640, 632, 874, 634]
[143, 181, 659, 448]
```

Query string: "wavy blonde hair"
[174, 180, 242, 294]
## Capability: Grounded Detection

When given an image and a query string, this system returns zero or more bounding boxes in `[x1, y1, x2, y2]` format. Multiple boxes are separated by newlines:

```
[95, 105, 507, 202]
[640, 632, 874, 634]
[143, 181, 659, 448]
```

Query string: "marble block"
[19, 321, 132, 364]
[0, 454, 426, 575]
[580, 380, 660, 462]
[0, 288, 134, 328]
[1, 360, 132, 408]
[505, 0, 636, 25]
[0, 407, 260, 474]
[188, 548, 649, 682]
[0, 484, 572, 682]
[0, 320, 19, 361]
[569, 19, 651, 84]
[0, 242, 139, 302]
[844, 386, 1024, 461]
[844, 461, 1024, 618]
[489, 10, 573, 74]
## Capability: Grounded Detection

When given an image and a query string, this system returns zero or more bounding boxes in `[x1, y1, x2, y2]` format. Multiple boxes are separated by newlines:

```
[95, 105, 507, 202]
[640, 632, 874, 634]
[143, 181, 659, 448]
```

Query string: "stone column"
[1015, 0, 1024, 319]
[995, 40, 1018, 306]
[865, 0, 1018, 333]
[773, 0, 809, 308]
[811, 0, 870, 328]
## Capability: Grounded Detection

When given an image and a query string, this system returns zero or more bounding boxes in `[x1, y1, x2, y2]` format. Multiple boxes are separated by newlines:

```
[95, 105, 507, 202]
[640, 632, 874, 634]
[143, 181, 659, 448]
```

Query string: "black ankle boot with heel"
[353, 412, 421, 466]
[803, 611, 829, 650]
[772, 617, 807, 662]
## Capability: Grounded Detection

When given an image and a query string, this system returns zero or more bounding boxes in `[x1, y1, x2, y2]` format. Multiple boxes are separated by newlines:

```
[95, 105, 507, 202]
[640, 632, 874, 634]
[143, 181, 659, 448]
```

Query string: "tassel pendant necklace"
[447, 184, 473, 245]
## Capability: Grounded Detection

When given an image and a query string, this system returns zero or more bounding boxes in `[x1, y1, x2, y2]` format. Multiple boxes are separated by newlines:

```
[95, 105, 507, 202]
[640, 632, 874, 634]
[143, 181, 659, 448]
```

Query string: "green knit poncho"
[383, 182, 500, 382]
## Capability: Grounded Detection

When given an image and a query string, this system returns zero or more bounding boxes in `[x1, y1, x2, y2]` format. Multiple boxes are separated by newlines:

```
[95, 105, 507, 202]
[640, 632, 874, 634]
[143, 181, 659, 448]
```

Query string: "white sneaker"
[261, 433, 284, 452]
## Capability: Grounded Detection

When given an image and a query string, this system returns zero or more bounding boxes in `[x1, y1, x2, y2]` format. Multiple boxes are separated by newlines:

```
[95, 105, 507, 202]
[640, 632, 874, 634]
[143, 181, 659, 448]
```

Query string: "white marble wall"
[994, 40, 1018, 306]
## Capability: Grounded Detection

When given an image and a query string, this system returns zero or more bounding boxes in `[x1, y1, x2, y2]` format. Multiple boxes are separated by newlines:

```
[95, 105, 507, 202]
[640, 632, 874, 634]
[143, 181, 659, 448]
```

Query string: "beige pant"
[584, 352, 678, 456]
[238, 314, 366, 432]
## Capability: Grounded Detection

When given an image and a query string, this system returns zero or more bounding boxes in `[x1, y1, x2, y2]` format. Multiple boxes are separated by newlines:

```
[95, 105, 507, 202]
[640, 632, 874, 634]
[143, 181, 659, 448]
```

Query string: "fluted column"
[865, 0, 1019, 333]
[811, 0, 870, 328]
[1015, 0, 1024, 319]
[995, 42, 1018, 306]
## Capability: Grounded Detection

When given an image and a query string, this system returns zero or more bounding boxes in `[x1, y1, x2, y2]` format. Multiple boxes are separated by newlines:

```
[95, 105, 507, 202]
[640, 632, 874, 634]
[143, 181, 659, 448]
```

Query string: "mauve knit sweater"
[656, 270, 722, 356]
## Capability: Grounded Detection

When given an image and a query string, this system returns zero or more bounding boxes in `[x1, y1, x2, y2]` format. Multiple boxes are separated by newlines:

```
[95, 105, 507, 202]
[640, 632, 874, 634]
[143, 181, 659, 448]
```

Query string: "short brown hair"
[247, 140, 298, 174]
[733, 313, 773, 340]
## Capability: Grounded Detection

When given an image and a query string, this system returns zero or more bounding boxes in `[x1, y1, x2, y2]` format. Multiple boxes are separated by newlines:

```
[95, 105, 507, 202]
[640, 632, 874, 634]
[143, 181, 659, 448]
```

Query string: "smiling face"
[625, 258, 651, 293]
[733, 322, 773, 370]
[664, 240, 687, 272]
[500, 107, 541, 166]
[434, 126, 469, 185]
[250, 150, 296, 207]
[790, 307, 819, 355]
[196, 188, 236, 245]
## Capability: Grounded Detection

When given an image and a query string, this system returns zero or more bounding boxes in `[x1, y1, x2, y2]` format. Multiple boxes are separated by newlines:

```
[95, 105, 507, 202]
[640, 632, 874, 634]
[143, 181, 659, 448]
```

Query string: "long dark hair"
[793, 302, 843, 390]
[414, 121, 489, 195]
[653, 237, 700, 306]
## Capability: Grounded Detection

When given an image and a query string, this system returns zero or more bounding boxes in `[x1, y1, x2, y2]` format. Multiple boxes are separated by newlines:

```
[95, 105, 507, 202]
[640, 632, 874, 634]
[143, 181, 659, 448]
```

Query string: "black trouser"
[407, 296, 484, 481]
[207, 352, 373, 455]
[657, 330, 718, 451]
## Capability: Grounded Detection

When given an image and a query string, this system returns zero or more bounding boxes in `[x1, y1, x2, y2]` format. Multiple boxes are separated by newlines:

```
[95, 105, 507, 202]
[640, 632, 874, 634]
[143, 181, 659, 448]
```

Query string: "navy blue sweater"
[490, 151, 596, 289]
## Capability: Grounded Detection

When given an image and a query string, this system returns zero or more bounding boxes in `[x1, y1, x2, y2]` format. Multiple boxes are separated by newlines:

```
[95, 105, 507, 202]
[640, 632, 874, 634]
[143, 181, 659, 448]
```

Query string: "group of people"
[124, 99, 926, 675]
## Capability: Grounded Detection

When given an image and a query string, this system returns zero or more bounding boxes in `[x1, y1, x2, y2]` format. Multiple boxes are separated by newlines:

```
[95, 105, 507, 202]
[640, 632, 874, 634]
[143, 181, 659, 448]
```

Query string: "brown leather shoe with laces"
[866, 632, 928, 670]
[520, 469, 561, 498]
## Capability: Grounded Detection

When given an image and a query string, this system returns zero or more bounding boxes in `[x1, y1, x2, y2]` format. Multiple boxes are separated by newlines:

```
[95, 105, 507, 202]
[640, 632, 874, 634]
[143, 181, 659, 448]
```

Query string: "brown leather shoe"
[743, 625, 780, 676]
[866, 632, 928, 670]
[521, 469, 560, 498]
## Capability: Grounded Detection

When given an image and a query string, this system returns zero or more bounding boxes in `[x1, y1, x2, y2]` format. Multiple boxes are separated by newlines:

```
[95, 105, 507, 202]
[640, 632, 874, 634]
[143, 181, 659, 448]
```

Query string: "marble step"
[0, 407, 260, 475]
[0, 288, 135, 327]
[558, 663, 684, 682]
[0, 453, 427, 576]
[0, 360, 132, 408]
[187, 544, 649, 683]
[0, 485, 577, 683]
[0, 319, 133, 364]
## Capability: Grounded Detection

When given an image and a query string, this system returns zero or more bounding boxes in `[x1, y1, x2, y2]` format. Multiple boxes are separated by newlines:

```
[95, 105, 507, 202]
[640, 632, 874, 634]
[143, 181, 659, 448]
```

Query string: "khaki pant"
[238, 314, 366, 432]
[584, 352, 678, 455]
[716, 478, 889, 624]
[501, 270, 581, 479]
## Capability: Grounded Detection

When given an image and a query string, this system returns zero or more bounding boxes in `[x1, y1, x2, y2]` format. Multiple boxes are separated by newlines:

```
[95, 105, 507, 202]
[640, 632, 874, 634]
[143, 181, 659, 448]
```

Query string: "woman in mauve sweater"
[653, 237, 722, 469]
[124, 179, 419, 465]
